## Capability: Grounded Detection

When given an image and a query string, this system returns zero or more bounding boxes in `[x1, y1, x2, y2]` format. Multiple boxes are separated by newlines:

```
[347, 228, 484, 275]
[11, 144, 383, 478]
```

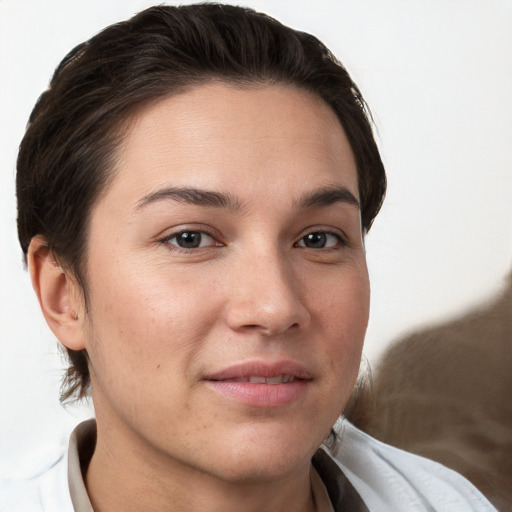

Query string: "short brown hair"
[16, 3, 386, 402]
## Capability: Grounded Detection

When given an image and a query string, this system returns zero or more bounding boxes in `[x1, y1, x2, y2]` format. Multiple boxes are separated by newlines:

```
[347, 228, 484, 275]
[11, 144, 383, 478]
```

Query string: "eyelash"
[158, 228, 347, 253]
[159, 230, 223, 252]
[294, 230, 346, 250]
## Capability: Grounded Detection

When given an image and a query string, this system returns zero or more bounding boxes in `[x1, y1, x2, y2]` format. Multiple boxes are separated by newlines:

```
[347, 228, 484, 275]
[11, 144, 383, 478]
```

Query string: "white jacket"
[0, 418, 497, 512]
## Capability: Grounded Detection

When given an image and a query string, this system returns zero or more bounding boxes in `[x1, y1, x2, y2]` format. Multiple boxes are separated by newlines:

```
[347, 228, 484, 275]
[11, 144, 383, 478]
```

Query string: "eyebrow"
[297, 186, 360, 210]
[136, 185, 359, 212]
[136, 187, 242, 211]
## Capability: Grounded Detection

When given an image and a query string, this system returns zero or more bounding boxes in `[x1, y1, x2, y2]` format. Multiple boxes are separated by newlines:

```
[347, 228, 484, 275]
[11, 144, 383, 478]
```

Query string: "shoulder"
[321, 419, 498, 512]
[0, 454, 73, 512]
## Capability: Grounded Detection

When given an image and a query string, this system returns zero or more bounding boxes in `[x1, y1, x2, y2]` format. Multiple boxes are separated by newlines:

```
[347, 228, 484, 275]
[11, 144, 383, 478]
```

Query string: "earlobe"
[27, 236, 86, 351]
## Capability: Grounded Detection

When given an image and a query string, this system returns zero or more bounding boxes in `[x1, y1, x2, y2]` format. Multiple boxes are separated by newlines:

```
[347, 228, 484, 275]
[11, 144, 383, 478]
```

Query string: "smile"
[204, 361, 311, 407]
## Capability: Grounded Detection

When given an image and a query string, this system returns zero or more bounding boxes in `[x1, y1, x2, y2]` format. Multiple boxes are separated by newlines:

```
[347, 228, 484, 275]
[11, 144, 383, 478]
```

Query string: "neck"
[85, 417, 316, 512]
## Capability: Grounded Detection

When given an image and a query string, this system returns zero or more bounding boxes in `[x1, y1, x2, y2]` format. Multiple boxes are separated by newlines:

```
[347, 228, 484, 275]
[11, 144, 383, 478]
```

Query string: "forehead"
[105, 83, 358, 208]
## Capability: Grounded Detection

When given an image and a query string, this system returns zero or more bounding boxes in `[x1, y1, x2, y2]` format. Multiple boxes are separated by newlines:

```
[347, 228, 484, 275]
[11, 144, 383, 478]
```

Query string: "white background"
[1, 0, 511, 476]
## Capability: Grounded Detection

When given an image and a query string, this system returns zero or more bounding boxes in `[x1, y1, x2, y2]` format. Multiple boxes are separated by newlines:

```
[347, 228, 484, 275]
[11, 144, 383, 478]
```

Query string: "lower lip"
[205, 380, 309, 408]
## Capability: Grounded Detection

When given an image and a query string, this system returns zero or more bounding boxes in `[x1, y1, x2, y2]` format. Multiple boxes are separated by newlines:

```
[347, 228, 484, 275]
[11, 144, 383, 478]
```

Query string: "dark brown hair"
[16, 3, 386, 402]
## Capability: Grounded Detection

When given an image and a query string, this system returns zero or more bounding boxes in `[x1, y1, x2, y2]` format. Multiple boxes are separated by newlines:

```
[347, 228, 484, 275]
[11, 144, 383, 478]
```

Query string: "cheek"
[83, 274, 223, 428]
[83, 262, 223, 382]
[312, 264, 370, 387]
[314, 262, 370, 339]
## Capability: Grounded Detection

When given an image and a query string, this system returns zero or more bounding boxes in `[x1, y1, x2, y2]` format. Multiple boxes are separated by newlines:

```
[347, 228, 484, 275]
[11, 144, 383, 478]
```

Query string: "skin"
[30, 83, 370, 512]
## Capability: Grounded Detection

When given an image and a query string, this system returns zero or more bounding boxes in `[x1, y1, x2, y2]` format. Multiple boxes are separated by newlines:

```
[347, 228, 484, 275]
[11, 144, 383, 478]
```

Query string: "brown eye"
[297, 232, 341, 249]
[166, 231, 218, 250]
[174, 232, 203, 248]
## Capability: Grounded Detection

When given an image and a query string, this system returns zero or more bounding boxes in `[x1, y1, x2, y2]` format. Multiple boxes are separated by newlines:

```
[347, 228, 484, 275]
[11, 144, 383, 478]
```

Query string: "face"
[79, 83, 369, 483]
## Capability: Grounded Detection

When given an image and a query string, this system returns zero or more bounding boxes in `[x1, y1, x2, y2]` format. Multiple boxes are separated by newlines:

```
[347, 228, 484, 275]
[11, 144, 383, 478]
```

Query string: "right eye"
[162, 230, 221, 250]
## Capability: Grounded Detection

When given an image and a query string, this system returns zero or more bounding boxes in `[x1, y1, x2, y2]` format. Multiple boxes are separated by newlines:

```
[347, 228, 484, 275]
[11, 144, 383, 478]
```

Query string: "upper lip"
[204, 360, 313, 381]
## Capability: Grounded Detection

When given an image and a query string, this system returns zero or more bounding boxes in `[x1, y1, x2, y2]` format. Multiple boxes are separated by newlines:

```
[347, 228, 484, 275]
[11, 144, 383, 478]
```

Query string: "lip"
[203, 360, 312, 408]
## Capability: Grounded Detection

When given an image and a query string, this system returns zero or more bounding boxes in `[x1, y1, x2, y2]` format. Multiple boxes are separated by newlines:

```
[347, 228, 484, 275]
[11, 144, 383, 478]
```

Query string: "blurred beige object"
[347, 272, 512, 511]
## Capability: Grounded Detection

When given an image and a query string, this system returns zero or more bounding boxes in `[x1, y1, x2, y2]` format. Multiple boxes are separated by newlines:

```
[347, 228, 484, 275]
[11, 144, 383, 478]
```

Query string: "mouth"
[204, 361, 312, 408]
[212, 375, 298, 384]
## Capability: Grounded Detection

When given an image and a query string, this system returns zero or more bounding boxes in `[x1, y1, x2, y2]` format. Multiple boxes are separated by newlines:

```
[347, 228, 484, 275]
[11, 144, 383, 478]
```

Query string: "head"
[17, 4, 385, 474]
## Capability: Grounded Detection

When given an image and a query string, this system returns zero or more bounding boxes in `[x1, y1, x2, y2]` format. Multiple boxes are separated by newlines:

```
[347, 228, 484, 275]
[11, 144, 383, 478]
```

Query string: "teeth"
[249, 376, 267, 384]
[246, 375, 295, 384]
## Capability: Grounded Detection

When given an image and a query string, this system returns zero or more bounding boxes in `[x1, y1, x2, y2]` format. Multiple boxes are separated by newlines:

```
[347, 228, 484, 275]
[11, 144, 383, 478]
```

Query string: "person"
[3, 4, 497, 511]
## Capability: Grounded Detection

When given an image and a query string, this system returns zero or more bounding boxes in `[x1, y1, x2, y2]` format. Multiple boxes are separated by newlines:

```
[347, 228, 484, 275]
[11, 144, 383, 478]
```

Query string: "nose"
[224, 250, 310, 336]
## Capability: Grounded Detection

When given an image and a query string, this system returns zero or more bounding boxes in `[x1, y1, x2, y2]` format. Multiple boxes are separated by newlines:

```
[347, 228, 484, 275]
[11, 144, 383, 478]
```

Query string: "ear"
[28, 236, 86, 351]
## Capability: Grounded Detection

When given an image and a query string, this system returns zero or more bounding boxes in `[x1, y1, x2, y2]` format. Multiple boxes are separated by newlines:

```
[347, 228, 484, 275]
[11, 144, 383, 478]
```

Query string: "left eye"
[165, 231, 218, 249]
[296, 232, 341, 249]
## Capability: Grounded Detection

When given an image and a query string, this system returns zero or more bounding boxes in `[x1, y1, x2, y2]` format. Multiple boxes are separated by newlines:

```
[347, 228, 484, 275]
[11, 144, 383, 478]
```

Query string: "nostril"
[249, 322, 301, 336]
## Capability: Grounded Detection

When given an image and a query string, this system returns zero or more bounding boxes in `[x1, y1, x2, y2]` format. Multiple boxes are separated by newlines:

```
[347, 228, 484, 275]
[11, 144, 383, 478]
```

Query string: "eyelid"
[157, 225, 224, 251]
[156, 223, 222, 240]
[294, 227, 348, 248]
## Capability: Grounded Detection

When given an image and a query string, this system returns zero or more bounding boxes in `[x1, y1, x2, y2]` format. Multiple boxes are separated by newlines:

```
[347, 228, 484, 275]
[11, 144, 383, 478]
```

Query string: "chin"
[204, 423, 323, 483]
[216, 451, 311, 484]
